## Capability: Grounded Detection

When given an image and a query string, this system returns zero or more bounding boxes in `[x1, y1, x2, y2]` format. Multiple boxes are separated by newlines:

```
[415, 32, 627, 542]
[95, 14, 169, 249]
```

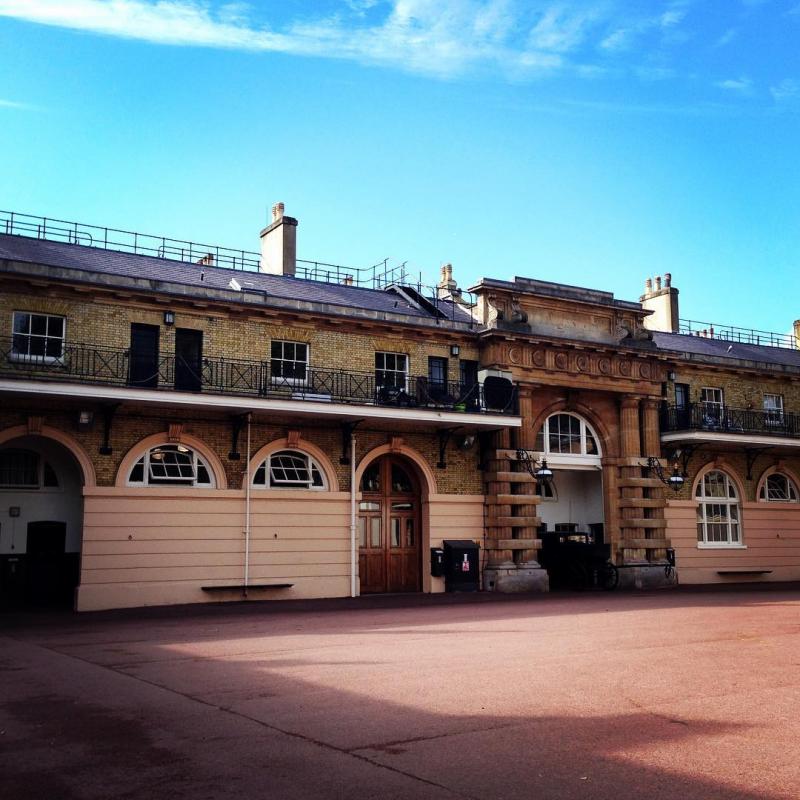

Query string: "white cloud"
[0, 0, 701, 83]
[770, 78, 800, 106]
[715, 27, 737, 47]
[715, 76, 753, 93]
[0, 97, 38, 110]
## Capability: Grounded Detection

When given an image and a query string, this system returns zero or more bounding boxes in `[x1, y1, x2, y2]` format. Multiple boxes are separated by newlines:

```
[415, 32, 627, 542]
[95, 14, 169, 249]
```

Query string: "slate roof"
[653, 331, 800, 369]
[0, 234, 470, 323]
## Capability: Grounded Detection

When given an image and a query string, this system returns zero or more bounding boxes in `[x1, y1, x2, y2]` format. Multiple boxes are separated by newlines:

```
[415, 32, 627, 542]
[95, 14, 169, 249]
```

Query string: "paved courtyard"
[2, 587, 800, 799]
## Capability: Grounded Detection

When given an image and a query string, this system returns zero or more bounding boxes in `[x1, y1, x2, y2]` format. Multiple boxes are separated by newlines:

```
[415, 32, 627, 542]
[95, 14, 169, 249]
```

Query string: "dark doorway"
[358, 456, 422, 594]
[175, 329, 203, 392]
[129, 323, 160, 388]
[26, 521, 78, 607]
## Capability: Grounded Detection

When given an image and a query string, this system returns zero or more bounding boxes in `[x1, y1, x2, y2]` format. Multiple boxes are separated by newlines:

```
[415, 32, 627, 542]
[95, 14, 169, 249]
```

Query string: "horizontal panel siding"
[666, 499, 800, 583]
[81, 493, 351, 596]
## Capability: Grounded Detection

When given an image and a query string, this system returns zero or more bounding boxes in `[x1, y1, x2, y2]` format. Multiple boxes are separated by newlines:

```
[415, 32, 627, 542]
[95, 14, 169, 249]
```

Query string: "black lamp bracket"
[640, 455, 684, 492]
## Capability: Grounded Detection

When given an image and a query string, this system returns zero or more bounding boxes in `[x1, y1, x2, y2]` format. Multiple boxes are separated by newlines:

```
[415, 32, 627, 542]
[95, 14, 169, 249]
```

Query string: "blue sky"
[1, 0, 799, 333]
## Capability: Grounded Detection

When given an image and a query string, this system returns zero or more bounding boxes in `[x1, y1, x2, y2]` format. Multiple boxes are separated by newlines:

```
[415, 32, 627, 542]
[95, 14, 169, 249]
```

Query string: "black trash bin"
[442, 540, 480, 592]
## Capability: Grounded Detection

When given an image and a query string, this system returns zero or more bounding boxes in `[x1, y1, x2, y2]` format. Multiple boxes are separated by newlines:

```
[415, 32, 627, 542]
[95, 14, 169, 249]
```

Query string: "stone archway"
[0, 434, 86, 608]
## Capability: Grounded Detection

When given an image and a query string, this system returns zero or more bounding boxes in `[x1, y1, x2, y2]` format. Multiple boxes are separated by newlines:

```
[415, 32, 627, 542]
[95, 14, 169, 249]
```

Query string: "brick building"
[1, 206, 799, 611]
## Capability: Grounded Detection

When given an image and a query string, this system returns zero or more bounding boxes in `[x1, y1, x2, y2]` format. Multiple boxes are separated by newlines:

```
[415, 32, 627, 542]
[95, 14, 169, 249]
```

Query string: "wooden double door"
[358, 456, 421, 594]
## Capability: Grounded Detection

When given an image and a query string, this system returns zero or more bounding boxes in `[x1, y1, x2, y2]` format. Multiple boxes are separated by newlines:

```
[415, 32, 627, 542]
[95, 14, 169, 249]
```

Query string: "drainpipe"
[243, 413, 252, 596]
[350, 431, 357, 597]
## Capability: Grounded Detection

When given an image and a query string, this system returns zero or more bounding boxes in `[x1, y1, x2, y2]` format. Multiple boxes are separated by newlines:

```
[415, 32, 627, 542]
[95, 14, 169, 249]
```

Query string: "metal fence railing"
[0, 336, 518, 415]
[660, 403, 800, 438]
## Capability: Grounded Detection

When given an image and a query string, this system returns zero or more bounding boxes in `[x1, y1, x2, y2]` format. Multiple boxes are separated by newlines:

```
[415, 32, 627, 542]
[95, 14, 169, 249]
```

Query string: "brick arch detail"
[691, 460, 746, 500]
[355, 443, 437, 497]
[0, 424, 96, 488]
[529, 401, 614, 458]
[247, 437, 340, 492]
[754, 465, 800, 502]
[114, 432, 228, 489]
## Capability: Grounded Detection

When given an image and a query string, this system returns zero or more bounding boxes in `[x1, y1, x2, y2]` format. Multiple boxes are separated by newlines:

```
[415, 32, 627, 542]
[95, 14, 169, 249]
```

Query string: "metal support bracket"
[745, 447, 772, 480]
[98, 404, 120, 455]
[339, 420, 364, 465]
[228, 414, 247, 460]
[437, 427, 461, 469]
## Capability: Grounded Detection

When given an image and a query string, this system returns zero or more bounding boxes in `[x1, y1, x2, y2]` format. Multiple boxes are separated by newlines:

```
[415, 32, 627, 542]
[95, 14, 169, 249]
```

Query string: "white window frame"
[270, 340, 309, 387]
[535, 413, 601, 456]
[696, 470, 744, 548]
[763, 394, 784, 426]
[252, 450, 327, 490]
[126, 444, 215, 488]
[375, 352, 409, 391]
[700, 387, 724, 425]
[758, 471, 799, 503]
[10, 311, 66, 364]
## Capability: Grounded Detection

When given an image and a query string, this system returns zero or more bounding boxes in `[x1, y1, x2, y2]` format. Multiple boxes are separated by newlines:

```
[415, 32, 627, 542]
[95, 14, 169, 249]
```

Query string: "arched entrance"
[358, 455, 422, 594]
[533, 412, 607, 590]
[0, 436, 85, 609]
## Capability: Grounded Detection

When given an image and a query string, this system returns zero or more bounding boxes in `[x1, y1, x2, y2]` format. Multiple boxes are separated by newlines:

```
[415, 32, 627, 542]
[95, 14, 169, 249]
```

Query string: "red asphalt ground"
[2, 586, 800, 800]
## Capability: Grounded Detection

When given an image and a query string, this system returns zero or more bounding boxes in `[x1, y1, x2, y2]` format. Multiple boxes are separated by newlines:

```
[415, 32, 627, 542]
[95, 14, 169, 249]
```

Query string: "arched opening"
[357, 454, 422, 594]
[533, 412, 606, 590]
[0, 436, 85, 609]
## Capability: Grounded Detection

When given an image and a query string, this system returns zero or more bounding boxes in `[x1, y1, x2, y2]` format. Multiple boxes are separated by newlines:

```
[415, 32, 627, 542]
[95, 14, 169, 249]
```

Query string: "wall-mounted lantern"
[640, 456, 684, 492]
[450, 345, 460, 357]
[164, 310, 175, 326]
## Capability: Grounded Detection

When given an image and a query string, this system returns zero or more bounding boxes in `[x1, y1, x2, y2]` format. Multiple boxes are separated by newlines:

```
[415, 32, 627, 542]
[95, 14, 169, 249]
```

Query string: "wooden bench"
[716, 570, 772, 576]
[201, 583, 294, 592]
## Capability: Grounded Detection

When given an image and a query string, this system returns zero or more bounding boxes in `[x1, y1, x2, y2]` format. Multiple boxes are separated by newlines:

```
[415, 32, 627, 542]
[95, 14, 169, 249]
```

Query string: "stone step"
[620, 538, 669, 550]
[619, 518, 667, 529]
[488, 516, 542, 527]
[486, 472, 537, 483]
[618, 498, 666, 509]
[486, 538, 542, 550]
[618, 477, 665, 488]
[488, 493, 541, 506]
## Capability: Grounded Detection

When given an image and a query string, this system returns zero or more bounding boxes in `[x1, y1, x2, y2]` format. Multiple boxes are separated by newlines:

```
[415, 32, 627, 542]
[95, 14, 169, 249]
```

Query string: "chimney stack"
[259, 202, 298, 276]
[794, 320, 800, 349]
[640, 273, 680, 333]
[437, 262, 461, 300]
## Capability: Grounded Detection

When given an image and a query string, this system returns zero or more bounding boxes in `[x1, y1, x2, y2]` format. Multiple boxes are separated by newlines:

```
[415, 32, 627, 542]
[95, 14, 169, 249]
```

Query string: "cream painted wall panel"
[666, 499, 800, 583]
[82, 562, 349, 584]
[82, 540, 350, 556]
[77, 575, 351, 611]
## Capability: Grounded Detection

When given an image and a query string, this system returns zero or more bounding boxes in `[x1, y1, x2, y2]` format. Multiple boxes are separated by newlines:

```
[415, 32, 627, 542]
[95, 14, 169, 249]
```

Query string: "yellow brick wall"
[0, 403, 483, 494]
[669, 366, 800, 415]
[0, 291, 479, 384]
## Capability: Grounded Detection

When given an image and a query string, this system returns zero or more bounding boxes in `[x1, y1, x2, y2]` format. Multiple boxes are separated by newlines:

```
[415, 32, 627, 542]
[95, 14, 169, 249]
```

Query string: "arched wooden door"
[358, 456, 421, 594]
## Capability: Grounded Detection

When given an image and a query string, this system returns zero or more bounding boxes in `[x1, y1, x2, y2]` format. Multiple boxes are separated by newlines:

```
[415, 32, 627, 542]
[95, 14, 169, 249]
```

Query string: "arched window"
[0, 448, 59, 489]
[696, 470, 741, 546]
[253, 450, 326, 489]
[127, 444, 214, 487]
[758, 471, 799, 502]
[534, 413, 600, 457]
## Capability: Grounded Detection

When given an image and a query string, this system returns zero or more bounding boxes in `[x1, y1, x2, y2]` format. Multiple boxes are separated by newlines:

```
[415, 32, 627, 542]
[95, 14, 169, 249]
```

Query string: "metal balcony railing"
[0, 336, 518, 415]
[660, 403, 800, 438]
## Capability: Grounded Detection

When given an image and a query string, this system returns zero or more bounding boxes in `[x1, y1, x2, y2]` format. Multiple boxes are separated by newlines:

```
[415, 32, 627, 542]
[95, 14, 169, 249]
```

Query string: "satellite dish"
[483, 376, 513, 411]
[228, 278, 242, 292]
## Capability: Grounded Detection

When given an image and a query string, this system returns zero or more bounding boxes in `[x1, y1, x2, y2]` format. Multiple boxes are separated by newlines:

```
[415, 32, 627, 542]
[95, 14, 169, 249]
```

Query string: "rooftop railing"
[0, 209, 423, 288]
[660, 403, 800, 439]
[679, 319, 797, 350]
[0, 336, 517, 415]
[0, 209, 477, 320]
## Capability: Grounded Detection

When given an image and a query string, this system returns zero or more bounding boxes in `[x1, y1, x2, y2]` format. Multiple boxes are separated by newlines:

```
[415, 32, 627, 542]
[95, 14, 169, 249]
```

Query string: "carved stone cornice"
[484, 340, 667, 386]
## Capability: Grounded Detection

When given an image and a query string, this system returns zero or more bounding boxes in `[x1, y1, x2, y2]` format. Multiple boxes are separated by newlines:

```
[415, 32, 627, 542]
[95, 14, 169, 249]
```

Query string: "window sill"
[8, 353, 65, 365]
[697, 543, 747, 550]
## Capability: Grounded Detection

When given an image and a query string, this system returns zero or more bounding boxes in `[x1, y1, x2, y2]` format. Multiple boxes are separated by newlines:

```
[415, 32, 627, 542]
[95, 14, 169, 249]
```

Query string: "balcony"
[0, 336, 518, 417]
[660, 404, 800, 440]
